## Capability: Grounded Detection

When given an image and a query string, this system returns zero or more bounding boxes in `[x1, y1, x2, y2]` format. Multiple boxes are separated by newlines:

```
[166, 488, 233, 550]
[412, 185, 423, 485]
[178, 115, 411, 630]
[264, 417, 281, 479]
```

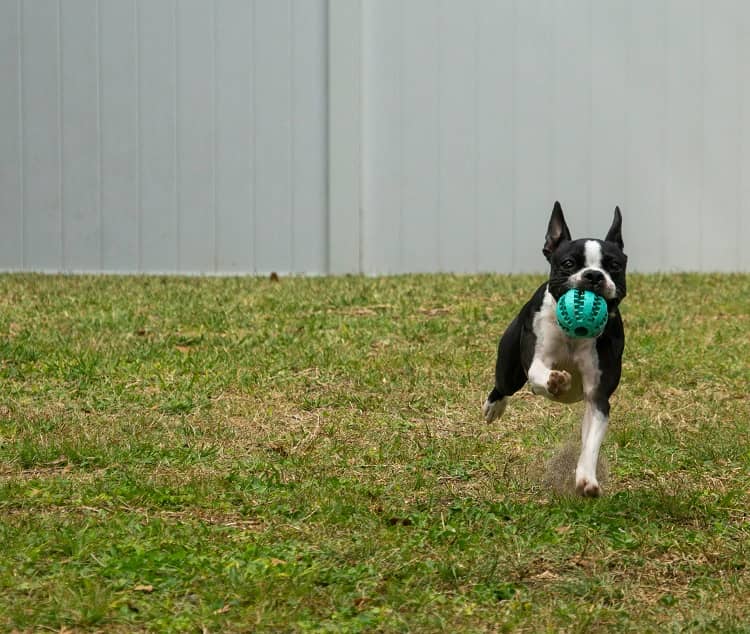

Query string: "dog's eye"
[609, 261, 622, 272]
[561, 258, 576, 270]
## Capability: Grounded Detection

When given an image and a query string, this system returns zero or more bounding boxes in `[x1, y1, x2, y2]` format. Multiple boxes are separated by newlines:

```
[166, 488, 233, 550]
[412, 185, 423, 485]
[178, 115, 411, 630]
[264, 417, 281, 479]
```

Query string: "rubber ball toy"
[555, 288, 608, 338]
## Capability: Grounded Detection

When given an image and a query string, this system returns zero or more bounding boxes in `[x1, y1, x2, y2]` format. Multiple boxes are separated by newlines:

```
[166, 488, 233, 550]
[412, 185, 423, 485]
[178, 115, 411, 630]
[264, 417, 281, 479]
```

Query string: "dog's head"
[542, 201, 627, 307]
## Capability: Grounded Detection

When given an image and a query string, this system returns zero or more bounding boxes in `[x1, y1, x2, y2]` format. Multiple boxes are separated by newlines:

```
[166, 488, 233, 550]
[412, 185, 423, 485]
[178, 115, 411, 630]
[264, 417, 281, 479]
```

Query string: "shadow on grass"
[543, 483, 736, 531]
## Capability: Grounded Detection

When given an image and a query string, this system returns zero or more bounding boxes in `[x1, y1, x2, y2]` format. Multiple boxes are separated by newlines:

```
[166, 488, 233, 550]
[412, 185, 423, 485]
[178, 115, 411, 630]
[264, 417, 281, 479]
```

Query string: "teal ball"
[556, 289, 609, 338]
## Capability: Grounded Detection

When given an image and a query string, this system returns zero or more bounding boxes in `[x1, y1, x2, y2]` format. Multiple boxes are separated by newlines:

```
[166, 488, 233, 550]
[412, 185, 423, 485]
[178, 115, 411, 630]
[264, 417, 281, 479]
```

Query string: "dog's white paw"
[482, 397, 507, 423]
[547, 370, 572, 396]
[575, 476, 602, 498]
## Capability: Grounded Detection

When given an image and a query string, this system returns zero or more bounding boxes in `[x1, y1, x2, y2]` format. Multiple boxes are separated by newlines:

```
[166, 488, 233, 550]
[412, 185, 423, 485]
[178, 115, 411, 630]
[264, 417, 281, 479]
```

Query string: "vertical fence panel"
[254, 0, 293, 274]
[100, 0, 138, 271]
[176, 0, 215, 273]
[215, 0, 254, 273]
[664, 0, 702, 271]
[626, 0, 668, 271]
[21, 0, 62, 271]
[438, 0, 478, 273]
[329, 0, 361, 274]
[362, 0, 401, 274]
[513, 0, 554, 272]
[61, 0, 100, 271]
[552, 0, 591, 237]
[590, 0, 628, 244]
[0, 0, 22, 270]
[742, 6, 750, 273]
[401, 0, 440, 273]
[292, 0, 328, 274]
[702, 0, 741, 272]
[589, 0, 634, 241]
[138, 0, 178, 272]
[476, 0, 515, 273]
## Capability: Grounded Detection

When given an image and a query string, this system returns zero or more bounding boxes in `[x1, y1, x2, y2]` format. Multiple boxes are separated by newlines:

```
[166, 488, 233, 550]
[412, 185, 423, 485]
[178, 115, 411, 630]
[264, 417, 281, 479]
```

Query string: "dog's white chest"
[531, 289, 600, 402]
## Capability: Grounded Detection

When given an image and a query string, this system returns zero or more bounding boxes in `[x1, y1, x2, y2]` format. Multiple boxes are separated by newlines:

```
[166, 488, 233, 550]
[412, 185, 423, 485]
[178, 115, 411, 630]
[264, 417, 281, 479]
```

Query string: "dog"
[482, 202, 627, 497]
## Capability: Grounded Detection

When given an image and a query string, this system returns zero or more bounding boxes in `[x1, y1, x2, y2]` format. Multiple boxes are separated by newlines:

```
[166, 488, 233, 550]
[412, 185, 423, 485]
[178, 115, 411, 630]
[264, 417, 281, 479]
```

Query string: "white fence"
[0, 0, 327, 274]
[360, 0, 750, 274]
[1, 0, 749, 274]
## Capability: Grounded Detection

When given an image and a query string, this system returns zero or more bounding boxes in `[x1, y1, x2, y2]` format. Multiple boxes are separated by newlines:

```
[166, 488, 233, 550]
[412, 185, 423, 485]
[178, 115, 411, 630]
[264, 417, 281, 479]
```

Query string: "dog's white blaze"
[584, 240, 602, 269]
[568, 240, 617, 299]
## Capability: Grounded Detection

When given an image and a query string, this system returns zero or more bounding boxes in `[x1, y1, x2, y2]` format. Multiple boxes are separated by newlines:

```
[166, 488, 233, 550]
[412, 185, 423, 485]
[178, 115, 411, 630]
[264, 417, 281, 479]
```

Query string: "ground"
[0, 272, 749, 632]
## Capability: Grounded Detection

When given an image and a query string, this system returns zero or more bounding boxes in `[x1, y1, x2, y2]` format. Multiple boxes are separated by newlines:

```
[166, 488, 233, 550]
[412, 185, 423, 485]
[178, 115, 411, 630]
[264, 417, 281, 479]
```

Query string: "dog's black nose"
[583, 270, 604, 284]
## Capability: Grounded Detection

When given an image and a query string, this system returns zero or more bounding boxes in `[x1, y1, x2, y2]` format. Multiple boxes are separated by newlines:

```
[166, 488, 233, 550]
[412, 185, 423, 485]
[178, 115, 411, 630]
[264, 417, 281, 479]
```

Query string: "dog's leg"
[527, 359, 571, 398]
[575, 400, 608, 497]
[484, 318, 527, 422]
[482, 387, 508, 422]
[574, 328, 623, 497]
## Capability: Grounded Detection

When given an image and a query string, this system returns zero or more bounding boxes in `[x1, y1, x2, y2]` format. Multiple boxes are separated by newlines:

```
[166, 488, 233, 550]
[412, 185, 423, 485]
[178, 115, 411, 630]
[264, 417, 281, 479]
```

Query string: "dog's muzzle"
[570, 269, 617, 299]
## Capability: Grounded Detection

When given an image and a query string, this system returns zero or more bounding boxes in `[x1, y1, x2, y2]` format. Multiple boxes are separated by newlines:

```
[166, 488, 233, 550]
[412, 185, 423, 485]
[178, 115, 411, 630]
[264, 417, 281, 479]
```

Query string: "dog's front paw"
[575, 477, 602, 498]
[547, 370, 572, 396]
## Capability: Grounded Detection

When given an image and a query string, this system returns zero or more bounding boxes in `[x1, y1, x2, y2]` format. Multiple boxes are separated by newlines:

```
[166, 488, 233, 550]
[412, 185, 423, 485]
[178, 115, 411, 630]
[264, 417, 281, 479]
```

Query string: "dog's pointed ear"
[605, 206, 624, 250]
[543, 201, 572, 260]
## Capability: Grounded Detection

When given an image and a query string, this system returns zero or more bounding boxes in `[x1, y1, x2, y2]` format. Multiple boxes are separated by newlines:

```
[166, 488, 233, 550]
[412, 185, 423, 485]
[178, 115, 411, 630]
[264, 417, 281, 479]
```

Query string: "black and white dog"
[483, 202, 627, 497]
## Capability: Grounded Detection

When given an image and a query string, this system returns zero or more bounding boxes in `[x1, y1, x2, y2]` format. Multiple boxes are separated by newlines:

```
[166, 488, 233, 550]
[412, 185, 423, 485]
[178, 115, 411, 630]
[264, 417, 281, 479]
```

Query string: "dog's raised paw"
[547, 370, 572, 396]
[482, 397, 507, 423]
[575, 478, 601, 498]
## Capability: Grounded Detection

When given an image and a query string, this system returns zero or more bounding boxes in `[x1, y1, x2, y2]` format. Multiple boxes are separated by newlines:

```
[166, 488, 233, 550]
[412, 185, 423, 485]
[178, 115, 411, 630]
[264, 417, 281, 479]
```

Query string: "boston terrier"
[482, 202, 627, 497]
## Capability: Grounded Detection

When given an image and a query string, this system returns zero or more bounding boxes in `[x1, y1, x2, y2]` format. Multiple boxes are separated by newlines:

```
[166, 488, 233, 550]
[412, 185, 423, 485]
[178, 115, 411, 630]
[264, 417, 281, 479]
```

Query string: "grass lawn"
[1, 272, 749, 632]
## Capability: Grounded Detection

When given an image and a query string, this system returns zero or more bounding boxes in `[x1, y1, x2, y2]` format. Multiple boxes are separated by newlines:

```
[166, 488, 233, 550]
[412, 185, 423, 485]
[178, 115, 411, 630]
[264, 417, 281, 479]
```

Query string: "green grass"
[1, 272, 749, 632]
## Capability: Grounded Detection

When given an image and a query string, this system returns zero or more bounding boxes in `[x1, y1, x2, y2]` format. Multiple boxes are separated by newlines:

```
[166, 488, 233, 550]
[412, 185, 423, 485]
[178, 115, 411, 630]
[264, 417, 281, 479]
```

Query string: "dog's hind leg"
[483, 320, 527, 423]
[482, 386, 509, 422]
